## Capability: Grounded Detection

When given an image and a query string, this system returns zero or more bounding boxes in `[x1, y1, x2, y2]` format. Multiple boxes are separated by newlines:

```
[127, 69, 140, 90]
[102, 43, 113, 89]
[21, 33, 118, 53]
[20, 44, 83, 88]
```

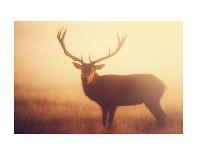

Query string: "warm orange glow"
[15, 22, 182, 100]
[14, 22, 182, 133]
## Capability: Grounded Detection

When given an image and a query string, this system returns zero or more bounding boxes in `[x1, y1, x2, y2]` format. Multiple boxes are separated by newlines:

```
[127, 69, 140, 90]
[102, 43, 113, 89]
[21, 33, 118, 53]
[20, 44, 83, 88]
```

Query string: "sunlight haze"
[14, 22, 182, 103]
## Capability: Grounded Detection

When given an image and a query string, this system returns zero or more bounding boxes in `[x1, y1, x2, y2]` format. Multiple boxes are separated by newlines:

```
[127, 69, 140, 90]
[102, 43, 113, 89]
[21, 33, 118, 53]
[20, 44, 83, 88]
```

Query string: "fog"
[14, 22, 182, 104]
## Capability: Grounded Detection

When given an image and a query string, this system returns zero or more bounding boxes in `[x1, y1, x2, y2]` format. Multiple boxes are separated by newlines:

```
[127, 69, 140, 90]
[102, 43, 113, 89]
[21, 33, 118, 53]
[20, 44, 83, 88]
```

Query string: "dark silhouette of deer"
[57, 27, 166, 129]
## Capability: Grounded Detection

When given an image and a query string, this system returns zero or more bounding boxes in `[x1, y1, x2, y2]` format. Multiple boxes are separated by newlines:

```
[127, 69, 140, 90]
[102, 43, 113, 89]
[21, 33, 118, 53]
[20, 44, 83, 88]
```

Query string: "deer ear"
[94, 64, 105, 70]
[73, 62, 82, 69]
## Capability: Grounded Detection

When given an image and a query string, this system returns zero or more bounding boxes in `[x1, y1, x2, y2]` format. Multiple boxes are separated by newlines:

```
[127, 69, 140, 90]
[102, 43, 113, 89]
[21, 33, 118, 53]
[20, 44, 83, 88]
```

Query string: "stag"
[57, 27, 166, 129]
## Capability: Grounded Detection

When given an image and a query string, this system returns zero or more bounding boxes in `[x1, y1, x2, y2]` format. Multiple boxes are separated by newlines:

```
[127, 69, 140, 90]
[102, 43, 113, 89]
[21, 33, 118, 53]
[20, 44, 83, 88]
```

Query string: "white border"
[0, 0, 196, 155]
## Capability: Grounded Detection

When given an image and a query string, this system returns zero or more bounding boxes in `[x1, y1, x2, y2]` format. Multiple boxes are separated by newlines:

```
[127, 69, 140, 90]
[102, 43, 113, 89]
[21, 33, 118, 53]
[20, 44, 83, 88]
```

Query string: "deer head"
[57, 27, 126, 84]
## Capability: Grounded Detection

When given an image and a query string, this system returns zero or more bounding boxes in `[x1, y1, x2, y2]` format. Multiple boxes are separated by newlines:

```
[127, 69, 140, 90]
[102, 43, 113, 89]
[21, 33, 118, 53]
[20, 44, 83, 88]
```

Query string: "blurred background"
[14, 22, 182, 133]
[15, 22, 182, 103]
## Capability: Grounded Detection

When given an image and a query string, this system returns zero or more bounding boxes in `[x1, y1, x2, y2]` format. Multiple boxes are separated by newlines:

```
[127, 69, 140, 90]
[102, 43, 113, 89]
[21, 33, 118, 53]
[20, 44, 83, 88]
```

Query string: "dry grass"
[14, 86, 183, 134]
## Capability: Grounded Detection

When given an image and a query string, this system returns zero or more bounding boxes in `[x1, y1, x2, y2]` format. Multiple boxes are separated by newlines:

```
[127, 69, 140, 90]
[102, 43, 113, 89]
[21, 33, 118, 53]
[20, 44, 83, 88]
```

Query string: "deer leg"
[145, 101, 166, 128]
[108, 106, 117, 129]
[101, 107, 108, 127]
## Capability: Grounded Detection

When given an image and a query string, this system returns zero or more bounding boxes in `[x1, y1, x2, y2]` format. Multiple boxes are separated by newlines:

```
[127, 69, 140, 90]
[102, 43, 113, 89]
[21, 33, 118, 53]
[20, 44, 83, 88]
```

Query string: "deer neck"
[82, 72, 99, 86]
[81, 72, 100, 100]
[82, 72, 99, 92]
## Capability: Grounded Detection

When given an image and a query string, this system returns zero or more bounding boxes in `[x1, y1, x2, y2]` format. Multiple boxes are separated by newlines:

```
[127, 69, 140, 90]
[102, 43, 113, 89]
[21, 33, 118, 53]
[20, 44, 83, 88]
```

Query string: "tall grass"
[14, 86, 183, 134]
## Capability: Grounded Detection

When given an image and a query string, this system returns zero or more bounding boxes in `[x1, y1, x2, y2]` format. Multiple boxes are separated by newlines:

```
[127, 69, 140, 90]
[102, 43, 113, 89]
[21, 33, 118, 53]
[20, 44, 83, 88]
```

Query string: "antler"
[89, 33, 126, 64]
[57, 27, 83, 64]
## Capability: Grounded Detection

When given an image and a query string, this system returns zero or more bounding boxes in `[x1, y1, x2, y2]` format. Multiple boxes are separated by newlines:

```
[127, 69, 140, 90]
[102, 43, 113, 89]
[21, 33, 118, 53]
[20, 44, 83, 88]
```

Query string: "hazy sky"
[15, 22, 182, 102]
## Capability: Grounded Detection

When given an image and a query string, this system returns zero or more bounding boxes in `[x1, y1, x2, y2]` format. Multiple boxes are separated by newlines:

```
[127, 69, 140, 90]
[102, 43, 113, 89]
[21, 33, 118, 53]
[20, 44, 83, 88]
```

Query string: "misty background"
[14, 22, 182, 104]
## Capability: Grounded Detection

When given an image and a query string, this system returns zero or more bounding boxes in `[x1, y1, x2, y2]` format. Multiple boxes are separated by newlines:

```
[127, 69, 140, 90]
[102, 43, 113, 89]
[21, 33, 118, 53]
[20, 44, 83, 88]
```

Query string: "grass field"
[14, 86, 183, 134]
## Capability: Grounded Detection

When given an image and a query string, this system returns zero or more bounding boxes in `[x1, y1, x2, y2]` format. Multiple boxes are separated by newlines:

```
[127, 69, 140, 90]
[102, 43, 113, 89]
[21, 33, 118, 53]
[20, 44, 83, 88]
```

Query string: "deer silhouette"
[57, 27, 166, 129]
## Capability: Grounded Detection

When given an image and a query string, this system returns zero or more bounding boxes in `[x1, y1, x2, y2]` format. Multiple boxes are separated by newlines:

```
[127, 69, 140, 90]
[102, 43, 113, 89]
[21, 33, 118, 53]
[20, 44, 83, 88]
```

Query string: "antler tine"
[89, 53, 93, 63]
[81, 55, 84, 63]
[57, 27, 64, 39]
[62, 27, 67, 39]
[57, 27, 83, 64]
[90, 33, 126, 64]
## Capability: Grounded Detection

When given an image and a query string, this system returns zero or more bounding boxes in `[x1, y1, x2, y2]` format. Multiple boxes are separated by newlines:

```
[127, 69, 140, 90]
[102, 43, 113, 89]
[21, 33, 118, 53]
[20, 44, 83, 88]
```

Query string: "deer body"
[57, 27, 166, 129]
[82, 74, 165, 107]
[80, 71, 166, 128]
